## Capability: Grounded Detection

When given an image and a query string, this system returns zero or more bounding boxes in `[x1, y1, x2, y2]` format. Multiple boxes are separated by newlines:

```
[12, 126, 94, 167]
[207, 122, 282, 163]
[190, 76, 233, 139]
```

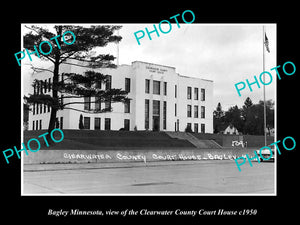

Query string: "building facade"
[28, 61, 213, 133]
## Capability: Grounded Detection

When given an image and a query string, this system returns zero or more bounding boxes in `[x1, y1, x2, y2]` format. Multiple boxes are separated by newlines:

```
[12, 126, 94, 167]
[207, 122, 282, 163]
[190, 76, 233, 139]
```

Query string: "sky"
[21, 23, 276, 111]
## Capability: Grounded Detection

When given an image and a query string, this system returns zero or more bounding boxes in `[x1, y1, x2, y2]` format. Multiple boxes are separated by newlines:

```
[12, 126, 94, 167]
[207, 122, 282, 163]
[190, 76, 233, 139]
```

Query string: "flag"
[264, 33, 270, 53]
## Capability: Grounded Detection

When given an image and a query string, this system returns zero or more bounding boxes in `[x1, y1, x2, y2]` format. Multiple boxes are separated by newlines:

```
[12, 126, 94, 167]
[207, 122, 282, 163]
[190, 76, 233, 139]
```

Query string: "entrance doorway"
[153, 116, 160, 131]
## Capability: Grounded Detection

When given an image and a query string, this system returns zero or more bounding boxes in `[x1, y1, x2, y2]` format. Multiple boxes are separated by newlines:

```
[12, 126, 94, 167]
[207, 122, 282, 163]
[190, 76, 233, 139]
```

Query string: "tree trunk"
[47, 26, 62, 145]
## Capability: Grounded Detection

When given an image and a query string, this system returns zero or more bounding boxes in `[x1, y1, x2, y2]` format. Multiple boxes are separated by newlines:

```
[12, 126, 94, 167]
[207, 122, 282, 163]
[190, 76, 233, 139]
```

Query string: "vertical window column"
[105, 118, 111, 130]
[163, 101, 167, 129]
[145, 99, 149, 130]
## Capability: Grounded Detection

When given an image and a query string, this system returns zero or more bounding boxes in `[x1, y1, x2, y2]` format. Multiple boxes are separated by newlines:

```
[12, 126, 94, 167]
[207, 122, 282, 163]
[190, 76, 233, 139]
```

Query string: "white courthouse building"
[28, 60, 213, 133]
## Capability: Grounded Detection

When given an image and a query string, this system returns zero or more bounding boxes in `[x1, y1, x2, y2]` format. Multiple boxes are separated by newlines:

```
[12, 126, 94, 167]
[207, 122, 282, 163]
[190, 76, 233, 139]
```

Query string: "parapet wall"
[23, 148, 258, 164]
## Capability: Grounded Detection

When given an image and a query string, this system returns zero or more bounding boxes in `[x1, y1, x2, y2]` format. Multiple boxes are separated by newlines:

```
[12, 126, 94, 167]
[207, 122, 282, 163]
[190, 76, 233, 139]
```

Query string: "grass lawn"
[23, 130, 196, 150]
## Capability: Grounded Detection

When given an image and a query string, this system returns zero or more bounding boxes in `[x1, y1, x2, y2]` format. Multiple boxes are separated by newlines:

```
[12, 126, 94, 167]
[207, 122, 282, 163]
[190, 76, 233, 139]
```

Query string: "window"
[44, 104, 46, 113]
[201, 88, 205, 101]
[187, 86, 192, 99]
[94, 117, 101, 130]
[175, 103, 177, 117]
[36, 103, 39, 114]
[163, 101, 167, 129]
[153, 100, 160, 115]
[106, 75, 112, 90]
[96, 78, 102, 89]
[175, 85, 177, 98]
[201, 106, 205, 118]
[105, 100, 111, 111]
[194, 87, 199, 100]
[105, 118, 111, 130]
[36, 120, 38, 130]
[201, 123, 205, 133]
[145, 99, 149, 130]
[187, 123, 192, 131]
[37, 82, 40, 95]
[32, 121, 35, 130]
[153, 80, 160, 95]
[187, 105, 192, 117]
[194, 105, 199, 118]
[84, 96, 91, 111]
[125, 78, 131, 92]
[163, 82, 167, 95]
[44, 79, 47, 93]
[48, 78, 51, 92]
[33, 104, 35, 115]
[124, 119, 130, 131]
[95, 96, 101, 111]
[40, 81, 43, 94]
[84, 117, 90, 129]
[145, 79, 150, 93]
[39, 120, 42, 130]
[33, 83, 36, 95]
[40, 104, 43, 114]
[124, 99, 130, 113]
[194, 123, 198, 133]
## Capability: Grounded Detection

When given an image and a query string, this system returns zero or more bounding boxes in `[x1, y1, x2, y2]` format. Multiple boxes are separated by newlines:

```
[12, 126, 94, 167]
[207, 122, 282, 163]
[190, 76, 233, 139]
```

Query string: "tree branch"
[30, 66, 54, 74]
[63, 107, 112, 114]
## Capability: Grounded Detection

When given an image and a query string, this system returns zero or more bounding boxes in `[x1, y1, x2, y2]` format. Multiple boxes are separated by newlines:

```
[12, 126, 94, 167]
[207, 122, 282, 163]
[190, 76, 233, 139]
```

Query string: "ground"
[22, 160, 275, 195]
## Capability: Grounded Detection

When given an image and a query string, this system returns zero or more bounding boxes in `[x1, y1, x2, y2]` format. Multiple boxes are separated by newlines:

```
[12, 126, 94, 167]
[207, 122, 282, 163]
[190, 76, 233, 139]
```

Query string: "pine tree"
[213, 102, 225, 133]
[243, 97, 253, 109]
[23, 25, 126, 144]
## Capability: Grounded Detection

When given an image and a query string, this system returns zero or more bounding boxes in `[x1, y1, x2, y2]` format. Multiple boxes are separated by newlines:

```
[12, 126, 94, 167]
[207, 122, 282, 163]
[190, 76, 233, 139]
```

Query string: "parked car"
[256, 148, 275, 162]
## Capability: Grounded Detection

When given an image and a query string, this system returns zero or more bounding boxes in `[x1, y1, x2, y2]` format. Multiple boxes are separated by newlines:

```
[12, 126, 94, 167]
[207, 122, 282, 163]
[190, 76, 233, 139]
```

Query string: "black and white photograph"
[21, 23, 276, 195]
[1, 5, 298, 223]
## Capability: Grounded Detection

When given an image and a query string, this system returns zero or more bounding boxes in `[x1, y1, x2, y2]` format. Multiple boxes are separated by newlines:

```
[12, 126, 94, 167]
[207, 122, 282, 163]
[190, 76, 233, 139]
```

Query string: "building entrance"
[153, 116, 160, 131]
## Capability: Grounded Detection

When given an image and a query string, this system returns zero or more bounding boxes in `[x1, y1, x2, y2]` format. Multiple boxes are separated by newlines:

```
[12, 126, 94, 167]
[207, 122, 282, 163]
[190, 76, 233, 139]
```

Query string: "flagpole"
[263, 25, 267, 146]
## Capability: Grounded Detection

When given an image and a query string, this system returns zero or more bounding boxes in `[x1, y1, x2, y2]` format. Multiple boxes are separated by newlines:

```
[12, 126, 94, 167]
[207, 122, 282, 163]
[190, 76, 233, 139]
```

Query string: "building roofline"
[132, 60, 176, 70]
[177, 73, 213, 82]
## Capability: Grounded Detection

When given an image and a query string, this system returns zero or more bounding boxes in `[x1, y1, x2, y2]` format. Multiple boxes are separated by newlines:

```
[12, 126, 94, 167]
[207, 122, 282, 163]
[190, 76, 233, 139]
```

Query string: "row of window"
[187, 86, 205, 101]
[82, 117, 130, 131]
[145, 79, 167, 95]
[174, 120, 205, 133]
[33, 77, 205, 102]
[33, 103, 51, 115]
[32, 96, 64, 115]
[174, 104, 205, 118]
[186, 123, 205, 133]
[187, 105, 205, 118]
[33, 75, 130, 93]
[32, 117, 130, 131]
[32, 117, 63, 130]
[145, 79, 206, 101]
[33, 78, 52, 95]
[83, 97, 131, 113]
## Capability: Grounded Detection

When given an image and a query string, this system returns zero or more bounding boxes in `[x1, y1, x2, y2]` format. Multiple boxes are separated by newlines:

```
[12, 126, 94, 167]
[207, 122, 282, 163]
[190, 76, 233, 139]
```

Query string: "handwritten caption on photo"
[63, 152, 249, 163]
